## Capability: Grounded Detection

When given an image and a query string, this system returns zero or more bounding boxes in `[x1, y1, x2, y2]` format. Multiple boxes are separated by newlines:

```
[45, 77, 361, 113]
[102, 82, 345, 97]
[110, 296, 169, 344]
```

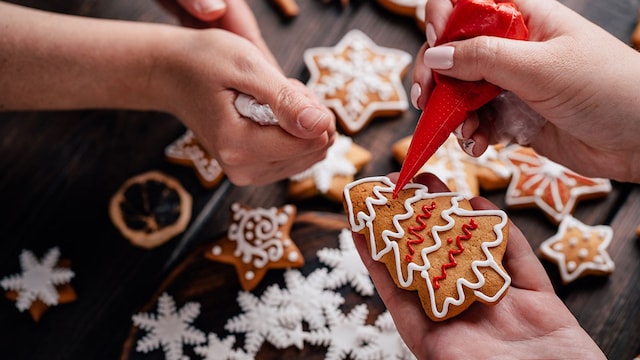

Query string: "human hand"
[155, 29, 335, 186]
[412, 0, 640, 183]
[160, 0, 278, 66]
[352, 172, 606, 359]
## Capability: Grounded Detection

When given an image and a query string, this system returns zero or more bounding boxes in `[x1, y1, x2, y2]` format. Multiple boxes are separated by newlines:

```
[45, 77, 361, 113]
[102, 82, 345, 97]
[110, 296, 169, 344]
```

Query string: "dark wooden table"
[1, 0, 639, 359]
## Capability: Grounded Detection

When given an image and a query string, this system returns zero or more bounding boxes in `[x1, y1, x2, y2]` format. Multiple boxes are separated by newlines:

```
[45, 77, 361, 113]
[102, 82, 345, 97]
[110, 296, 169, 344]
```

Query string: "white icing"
[539, 215, 615, 283]
[165, 130, 223, 183]
[234, 93, 279, 126]
[343, 176, 510, 319]
[211, 245, 222, 256]
[503, 146, 611, 223]
[289, 135, 356, 193]
[304, 29, 411, 134]
[0, 247, 74, 311]
[228, 203, 292, 269]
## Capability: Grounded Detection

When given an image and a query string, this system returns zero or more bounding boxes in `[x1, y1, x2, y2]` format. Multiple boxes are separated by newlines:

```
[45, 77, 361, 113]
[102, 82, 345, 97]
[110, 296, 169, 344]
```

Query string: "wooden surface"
[1, 0, 639, 359]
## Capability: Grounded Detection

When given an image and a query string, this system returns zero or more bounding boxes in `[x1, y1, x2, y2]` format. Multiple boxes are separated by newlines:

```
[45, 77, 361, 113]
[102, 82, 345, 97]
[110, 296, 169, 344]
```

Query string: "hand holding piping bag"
[393, 0, 528, 197]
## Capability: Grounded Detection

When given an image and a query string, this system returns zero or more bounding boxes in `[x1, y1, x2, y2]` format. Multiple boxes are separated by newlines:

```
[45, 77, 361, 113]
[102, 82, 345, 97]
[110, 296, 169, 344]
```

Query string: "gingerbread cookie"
[289, 135, 371, 202]
[343, 176, 510, 321]
[304, 29, 412, 135]
[502, 145, 611, 224]
[377, 0, 428, 31]
[393, 134, 480, 197]
[539, 215, 614, 284]
[165, 130, 225, 189]
[205, 203, 304, 291]
[1, 247, 76, 321]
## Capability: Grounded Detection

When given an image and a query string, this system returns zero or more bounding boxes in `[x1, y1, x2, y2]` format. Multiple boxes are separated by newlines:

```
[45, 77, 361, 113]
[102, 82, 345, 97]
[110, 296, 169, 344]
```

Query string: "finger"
[469, 196, 554, 292]
[412, 172, 451, 193]
[411, 43, 434, 110]
[177, 0, 227, 22]
[424, 0, 454, 47]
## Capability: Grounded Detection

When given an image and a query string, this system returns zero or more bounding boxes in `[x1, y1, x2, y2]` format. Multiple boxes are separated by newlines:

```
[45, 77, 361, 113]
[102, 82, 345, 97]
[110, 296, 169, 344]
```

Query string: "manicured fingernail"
[410, 83, 422, 110]
[463, 139, 475, 156]
[424, 46, 454, 69]
[195, 0, 225, 13]
[453, 122, 464, 139]
[426, 22, 437, 48]
[298, 107, 328, 131]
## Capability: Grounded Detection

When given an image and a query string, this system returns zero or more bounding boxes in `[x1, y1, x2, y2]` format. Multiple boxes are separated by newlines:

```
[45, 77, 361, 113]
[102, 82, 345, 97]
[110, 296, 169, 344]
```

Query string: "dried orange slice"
[109, 170, 192, 249]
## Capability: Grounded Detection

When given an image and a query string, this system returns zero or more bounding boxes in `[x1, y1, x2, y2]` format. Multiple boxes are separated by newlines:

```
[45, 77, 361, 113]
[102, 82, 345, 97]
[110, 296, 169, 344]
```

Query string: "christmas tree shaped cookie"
[343, 176, 510, 321]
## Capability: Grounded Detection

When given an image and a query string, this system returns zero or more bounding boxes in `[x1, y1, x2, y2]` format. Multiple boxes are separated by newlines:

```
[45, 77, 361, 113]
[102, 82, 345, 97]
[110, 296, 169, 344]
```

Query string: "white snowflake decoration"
[289, 135, 357, 193]
[357, 311, 416, 360]
[193, 333, 252, 360]
[0, 247, 74, 311]
[317, 228, 374, 296]
[132, 292, 206, 360]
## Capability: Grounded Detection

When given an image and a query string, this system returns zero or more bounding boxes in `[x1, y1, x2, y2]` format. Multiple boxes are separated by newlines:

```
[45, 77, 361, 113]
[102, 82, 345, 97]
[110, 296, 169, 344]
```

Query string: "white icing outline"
[503, 146, 611, 223]
[344, 176, 510, 319]
[304, 29, 411, 134]
[539, 215, 614, 283]
[165, 130, 223, 183]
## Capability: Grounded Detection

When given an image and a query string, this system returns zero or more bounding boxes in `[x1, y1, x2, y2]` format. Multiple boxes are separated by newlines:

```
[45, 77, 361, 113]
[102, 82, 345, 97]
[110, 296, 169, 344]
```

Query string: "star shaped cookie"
[288, 135, 371, 202]
[539, 215, 614, 284]
[503, 146, 611, 224]
[165, 130, 224, 189]
[304, 29, 412, 135]
[205, 203, 304, 291]
[1, 247, 76, 321]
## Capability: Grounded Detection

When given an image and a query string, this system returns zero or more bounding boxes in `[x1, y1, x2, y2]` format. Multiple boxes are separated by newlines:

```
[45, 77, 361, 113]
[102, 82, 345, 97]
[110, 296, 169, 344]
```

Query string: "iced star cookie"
[205, 203, 304, 291]
[377, 0, 428, 30]
[393, 134, 480, 197]
[304, 29, 412, 135]
[289, 135, 371, 203]
[1, 247, 76, 321]
[343, 176, 510, 321]
[539, 215, 614, 284]
[502, 146, 612, 224]
[165, 130, 224, 189]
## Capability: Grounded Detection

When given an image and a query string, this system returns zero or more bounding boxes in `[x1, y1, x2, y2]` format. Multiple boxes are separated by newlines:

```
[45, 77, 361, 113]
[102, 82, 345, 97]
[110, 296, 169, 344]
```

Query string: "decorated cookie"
[393, 134, 480, 197]
[109, 170, 192, 249]
[376, 0, 428, 30]
[502, 146, 612, 224]
[539, 215, 614, 284]
[1, 247, 76, 321]
[463, 142, 512, 191]
[288, 135, 371, 203]
[304, 29, 412, 135]
[165, 130, 225, 189]
[343, 176, 510, 321]
[205, 203, 304, 291]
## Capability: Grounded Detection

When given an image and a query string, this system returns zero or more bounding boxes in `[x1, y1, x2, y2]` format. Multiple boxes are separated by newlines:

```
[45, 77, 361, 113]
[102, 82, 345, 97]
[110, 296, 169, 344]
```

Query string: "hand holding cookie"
[349, 172, 606, 359]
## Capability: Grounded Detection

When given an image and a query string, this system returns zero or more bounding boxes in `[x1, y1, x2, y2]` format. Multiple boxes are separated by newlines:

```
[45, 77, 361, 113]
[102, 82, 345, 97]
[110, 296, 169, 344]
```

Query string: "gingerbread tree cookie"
[205, 203, 304, 291]
[343, 176, 510, 321]
[304, 29, 412, 135]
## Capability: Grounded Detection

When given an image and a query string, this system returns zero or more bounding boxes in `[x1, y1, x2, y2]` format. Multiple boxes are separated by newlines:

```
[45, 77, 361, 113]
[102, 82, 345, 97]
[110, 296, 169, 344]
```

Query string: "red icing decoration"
[405, 202, 437, 262]
[432, 218, 479, 290]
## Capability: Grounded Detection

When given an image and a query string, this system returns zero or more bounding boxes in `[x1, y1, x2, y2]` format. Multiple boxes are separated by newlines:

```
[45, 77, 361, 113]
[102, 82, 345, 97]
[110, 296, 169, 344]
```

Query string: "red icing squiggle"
[406, 202, 437, 262]
[432, 218, 479, 290]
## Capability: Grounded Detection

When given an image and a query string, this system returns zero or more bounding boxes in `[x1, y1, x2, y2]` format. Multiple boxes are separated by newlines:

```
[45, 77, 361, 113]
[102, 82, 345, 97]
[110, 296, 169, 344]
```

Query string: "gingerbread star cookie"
[165, 130, 224, 189]
[393, 134, 480, 197]
[343, 176, 510, 321]
[304, 29, 412, 135]
[1, 247, 76, 321]
[539, 215, 614, 284]
[205, 203, 304, 291]
[288, 135, 371, 203]
[503, 146, 611, 224]
[377, 0, 428, 31]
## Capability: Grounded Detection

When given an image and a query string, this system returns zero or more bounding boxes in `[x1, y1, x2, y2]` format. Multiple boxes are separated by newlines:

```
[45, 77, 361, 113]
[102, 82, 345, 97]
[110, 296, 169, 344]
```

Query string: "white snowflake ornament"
[1, 247, 75, 312]
[132, 292, 206, 360]
[317, 229, 374, 296]
[193, 333, 252, 360]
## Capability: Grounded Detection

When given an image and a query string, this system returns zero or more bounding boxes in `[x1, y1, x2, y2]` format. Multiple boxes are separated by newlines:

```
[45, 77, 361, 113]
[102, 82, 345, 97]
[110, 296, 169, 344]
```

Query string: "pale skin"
[412, 0, 640, 183]
[0, 1, 336, 186]
[353, 172, 607, 360]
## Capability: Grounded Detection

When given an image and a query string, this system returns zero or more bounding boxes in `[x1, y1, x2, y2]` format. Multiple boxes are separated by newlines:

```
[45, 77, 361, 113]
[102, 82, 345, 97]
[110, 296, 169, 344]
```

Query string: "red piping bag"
[393, 0, 528, 197]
